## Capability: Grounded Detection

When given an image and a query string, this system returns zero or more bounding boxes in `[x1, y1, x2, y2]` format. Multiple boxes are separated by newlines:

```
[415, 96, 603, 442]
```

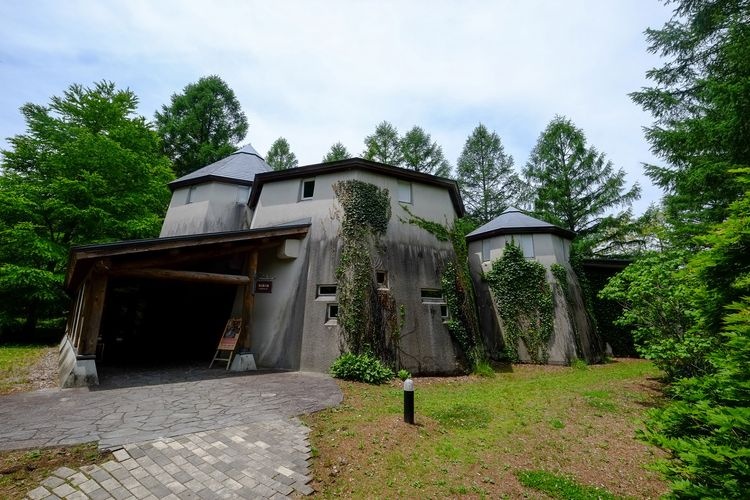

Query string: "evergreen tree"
[266, 137, 298, 171]
[155, 75, 248, 177]
[523, 116, 640, 250]
[322, 142, 351, 163]
[363, 121, 402, 166]
[456, 124, 521, 224]
[0, 81, 174, 334]
[400, 126, 451, 176]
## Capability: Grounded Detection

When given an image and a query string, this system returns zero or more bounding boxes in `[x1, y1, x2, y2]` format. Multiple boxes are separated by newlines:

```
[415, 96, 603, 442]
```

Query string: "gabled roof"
[466, 207, 575, 241]
[168, 143, 272, 190]
[247, 157, 465, 216]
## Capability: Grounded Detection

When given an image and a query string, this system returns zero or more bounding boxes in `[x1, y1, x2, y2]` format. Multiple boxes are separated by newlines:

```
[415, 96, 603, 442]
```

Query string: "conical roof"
[169, 143, 272, 189]
[466, 207, 575, 241]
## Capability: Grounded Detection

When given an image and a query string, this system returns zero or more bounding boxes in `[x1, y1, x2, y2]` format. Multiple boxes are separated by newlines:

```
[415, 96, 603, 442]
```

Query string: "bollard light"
[403, 377, 415, 424]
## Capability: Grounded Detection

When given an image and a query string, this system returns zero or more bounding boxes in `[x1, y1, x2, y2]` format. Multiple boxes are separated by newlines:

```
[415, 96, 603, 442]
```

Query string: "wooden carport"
[63, 223, 310, 362]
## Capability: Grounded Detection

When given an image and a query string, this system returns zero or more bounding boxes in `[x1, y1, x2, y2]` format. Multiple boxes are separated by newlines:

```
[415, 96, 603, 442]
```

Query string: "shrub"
[329, 352, 394, 384]
[397, 369, 411, 381]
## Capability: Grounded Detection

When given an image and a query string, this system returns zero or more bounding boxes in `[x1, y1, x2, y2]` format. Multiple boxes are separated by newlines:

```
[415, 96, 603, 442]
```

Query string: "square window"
[397, 180, 412, 204]
[317, 284, 337, 297]
[376, 270, 388, 288]
[236, 185, 250, 203]
[301, 179, 315, 200]
[326, 303, 339, 321]
[420, 289, 444, 303]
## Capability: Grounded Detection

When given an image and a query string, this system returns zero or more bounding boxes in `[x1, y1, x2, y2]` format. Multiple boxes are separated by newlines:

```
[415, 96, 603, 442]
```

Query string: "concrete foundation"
[59, 336, 99, 388]
[229, 353, 257, 371]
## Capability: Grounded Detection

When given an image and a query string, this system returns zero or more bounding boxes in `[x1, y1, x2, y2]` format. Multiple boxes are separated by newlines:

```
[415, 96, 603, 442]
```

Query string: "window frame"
[300, 178, 316, 201]
[397, 180, 412, 204]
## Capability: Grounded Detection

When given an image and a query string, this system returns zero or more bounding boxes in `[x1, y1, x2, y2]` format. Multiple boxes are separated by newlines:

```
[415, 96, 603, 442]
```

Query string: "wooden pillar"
[240, 250, 258, 350]
[80, 269, 109, 356]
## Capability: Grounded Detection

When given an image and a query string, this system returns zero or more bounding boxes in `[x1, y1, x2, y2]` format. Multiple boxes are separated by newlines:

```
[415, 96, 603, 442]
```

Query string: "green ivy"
[485, 243, 554, 363]
[333, 180, 397, 363]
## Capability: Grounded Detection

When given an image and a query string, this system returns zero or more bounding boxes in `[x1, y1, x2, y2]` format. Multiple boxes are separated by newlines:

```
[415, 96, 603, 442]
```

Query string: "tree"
[400, 126, 451, 176]
[0, 81, 174, 334]
[155, 75, 248, 177]
[322, 142, 350, 163]
[523, 116, 640, 251]
[456, 124, 522, 224]
[266, 137, 298, 171]
[363, 121, 402, 166]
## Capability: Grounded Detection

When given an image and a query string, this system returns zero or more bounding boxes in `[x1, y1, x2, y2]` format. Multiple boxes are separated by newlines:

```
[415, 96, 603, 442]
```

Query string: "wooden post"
[240, 251, 258, 350]
[80, 269, 108, 356]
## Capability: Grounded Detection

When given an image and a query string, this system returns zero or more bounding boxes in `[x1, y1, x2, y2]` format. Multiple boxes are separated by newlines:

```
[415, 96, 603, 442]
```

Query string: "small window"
[301, 179, 315, 200]
[518, 234, 534, 258]
[440, 304, 449, 319]
[398, 180, 412, 204]
[481, 239, 491, 262]
[236, 185, 250, 203]
[317, 284, 337, 297]
[187, 185, 198, 204]
[376, 270, 388, 288]
[421, 289, 444, 303]
[326, 303, 339, 322]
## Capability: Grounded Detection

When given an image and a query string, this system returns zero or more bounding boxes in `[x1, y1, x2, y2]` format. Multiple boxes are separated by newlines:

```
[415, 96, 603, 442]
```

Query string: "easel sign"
[210, 318, 242, 369]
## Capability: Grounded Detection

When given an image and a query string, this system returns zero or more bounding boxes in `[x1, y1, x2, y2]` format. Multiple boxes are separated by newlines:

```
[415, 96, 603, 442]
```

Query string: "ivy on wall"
[402, 208, 485, 369]
[333, 180, 398, 362]
[485, 243, 554, 363]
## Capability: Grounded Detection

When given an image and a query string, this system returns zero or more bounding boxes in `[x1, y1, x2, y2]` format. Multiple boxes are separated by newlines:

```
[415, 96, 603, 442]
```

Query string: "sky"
[0, 0, 674, 214]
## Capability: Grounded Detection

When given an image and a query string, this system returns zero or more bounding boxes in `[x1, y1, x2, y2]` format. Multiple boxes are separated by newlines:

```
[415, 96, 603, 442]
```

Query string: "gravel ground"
[28, 347, 59, 391]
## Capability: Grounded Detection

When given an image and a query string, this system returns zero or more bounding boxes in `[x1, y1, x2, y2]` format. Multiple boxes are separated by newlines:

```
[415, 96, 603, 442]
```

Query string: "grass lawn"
[303, 359, 668, 498]
[0, 344, 52, 395]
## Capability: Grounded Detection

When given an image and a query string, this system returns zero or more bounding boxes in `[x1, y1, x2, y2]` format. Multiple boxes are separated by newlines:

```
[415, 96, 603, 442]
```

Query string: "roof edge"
[466, 225, 576, 242]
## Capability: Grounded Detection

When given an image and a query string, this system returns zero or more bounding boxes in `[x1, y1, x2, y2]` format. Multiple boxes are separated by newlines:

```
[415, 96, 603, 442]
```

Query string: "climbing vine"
[485, 243, 554, 363]
[402, 208, 485, 369]
[333, 180, 398, 362]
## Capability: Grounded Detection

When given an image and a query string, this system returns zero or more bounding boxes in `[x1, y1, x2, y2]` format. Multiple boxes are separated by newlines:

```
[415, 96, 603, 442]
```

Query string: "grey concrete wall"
[160, 182, 251, 237]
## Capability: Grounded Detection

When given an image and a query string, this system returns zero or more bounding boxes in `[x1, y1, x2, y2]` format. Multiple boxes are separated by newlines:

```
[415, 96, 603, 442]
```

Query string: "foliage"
[397, 369, 411, 381]
[363, 121, 402, 166]
[322, 142, 351, 163]
[472, 359, 495, 378]
[329, 352, 394, 384]
[400, 126, 451, 176]
[630, 0, 750, 241]
[456, 123, 522, 224]
[485, 243, 554, 363]
[333, 180, 394, 361]
[639, 298, 750, 498]
[154, 75, 248, 177]
[0, 81, 173, 334]
[266, 137, 298, 171]
[516, 470, 618, 500]
[523, 115, 640, 254]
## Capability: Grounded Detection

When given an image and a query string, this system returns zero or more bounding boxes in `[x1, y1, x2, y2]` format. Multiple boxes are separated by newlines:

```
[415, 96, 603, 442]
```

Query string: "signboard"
[255, 280, 273, 293]
[217, 318, 242, 351]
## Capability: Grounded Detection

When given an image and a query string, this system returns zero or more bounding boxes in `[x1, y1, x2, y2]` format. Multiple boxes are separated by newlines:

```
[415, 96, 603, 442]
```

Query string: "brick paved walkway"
[0, 368, 341, 499]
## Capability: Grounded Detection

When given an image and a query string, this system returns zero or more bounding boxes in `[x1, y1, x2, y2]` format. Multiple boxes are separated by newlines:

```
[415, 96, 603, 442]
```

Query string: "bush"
[472, 360, 495, 378]
[397, 369, 411, 381]
[329, 353, 394, 384]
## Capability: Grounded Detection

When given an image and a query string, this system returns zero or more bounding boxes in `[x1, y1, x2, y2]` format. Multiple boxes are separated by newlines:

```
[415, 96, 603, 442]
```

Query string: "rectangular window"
[317, 284, 337, 297]
[420, 288, 444, 303]
[481, 239, 491, 262]
[326, 303, 339, 322]
[376, 270, 388, 288]
[397, 180, 412, 204]
[518, 234, 534, 258]
[187, 185, 198, 204]
[236, 185, 250, 203]
[301, 179, 315, 200]
[440, 304, 449, 319]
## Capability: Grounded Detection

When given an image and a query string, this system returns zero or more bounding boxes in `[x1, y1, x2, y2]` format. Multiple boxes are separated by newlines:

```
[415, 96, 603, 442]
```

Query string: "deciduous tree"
[266, 137, 298, 171]
[155, 75, 248, 177]
[0, 81, 173, 334]
[456, 124, 521, 224]
[400, 126, 451, 176]
[363, 121, 402, 166]
[322, 142, 350, 163]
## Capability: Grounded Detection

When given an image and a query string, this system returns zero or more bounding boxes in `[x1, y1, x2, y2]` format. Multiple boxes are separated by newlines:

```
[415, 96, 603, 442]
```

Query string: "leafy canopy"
[363, 121, 403, 165]
[155, 75, 248, 177]
[266, 137, 298, 171]
[457, 123, 522, 224]
[0, 81, 173, 333]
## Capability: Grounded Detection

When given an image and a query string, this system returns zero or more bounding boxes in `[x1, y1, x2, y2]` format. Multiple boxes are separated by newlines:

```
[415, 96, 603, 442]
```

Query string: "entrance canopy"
[63, 223, 310, 364]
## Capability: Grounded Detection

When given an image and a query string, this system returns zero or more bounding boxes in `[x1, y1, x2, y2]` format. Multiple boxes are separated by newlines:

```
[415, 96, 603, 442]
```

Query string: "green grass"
[305, 359, 666, 498]
[0, 344, 50, 394]
[517, 470, 620, 499]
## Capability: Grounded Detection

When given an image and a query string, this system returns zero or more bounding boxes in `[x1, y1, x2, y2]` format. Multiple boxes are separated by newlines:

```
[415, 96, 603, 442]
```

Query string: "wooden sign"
[255, 280, 273, 293]
[217, 318, 242, 351]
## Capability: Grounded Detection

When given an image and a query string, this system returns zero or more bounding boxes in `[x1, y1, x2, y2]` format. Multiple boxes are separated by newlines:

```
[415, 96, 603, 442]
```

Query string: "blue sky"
[0, 0, 674, 213]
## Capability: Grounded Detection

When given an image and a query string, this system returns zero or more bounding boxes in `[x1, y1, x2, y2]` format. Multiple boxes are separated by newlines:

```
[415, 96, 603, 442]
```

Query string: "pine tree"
[363, 121, 402, 166]
[266, 137, 298, 171]
[322, 142, 350, 163]
[400, 126, 451, 176]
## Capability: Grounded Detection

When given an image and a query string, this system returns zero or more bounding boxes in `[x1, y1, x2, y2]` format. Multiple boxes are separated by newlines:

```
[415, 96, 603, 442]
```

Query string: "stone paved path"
[0, 368, 342, 499]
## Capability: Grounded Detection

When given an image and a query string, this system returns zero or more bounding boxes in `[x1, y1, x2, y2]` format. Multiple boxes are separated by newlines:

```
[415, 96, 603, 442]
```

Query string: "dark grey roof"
[466, 207, 575, 241]
[168, 143, 272, 190]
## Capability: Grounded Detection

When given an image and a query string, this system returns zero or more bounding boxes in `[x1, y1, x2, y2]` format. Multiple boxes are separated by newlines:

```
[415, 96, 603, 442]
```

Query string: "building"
[60, 146, 465, 386]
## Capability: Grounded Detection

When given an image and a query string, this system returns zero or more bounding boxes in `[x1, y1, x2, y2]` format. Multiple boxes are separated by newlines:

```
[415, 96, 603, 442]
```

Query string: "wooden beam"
[110, 268, 251, 286]
[240, 251, 258, 350]
[80, 270, 108, 356]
